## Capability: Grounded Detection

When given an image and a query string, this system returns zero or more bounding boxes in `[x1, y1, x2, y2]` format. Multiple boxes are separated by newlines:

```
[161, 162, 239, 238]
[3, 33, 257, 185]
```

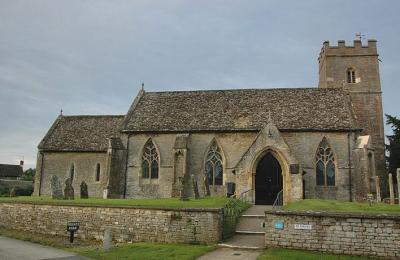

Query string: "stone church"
[33, 39, 385, 205]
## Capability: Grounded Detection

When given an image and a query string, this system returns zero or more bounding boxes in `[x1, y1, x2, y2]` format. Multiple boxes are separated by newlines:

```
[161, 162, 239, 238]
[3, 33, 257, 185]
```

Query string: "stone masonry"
[0, 202, 222, 244]
[265, 210, 400, 259]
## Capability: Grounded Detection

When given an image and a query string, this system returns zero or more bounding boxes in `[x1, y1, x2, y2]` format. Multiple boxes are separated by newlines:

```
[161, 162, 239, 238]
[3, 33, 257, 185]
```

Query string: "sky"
[0, 0, 399, 169]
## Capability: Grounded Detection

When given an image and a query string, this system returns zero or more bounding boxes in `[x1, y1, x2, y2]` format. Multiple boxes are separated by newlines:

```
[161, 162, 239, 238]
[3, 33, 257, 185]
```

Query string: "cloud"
[0, 0, 399, 168]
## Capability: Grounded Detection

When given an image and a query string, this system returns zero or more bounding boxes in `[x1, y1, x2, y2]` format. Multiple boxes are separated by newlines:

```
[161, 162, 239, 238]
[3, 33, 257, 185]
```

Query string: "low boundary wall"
[265, 210, 400, 259]
[0, 202, 222, 244]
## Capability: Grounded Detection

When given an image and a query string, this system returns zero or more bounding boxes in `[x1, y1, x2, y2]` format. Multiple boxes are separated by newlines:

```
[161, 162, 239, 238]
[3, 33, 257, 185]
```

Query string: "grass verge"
[0, 227, 215, 260]
[285, 199, 400, 214]
[257, 248, 376, 260]
[0, 196, 228, 209]
[75, 243, 215, 260]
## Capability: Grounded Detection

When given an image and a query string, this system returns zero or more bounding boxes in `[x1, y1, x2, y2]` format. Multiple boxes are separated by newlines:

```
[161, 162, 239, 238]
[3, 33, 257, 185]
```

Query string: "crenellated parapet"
[318, 39, 378, 68]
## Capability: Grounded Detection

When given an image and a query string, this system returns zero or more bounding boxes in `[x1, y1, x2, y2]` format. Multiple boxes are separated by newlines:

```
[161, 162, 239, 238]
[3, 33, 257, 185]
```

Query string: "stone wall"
[126, 131, 353, 202]
[265, 210, 400, 259]
[0, 202, 222, 244]
[35, 152, 109, 198]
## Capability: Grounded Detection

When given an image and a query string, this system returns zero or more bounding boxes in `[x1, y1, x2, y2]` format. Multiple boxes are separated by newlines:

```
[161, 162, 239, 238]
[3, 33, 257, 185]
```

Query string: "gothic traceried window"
[316, 138, 336, 186]
[347, 68, 356, 83]
[205, 140, 223, 186]
[142, 139, 159, 179]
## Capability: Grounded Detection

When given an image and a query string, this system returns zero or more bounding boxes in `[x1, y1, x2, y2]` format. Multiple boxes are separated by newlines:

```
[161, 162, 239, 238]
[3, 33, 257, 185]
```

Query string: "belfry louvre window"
[316, 138, 336, 186]
[142, 139, 159, 179]
[347, 68, 356, 83]
[205, 141, 223, 186]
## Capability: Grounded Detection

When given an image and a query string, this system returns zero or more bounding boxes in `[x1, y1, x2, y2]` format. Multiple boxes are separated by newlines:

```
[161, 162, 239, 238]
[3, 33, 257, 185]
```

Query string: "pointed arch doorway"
[255, 152, 283, 205]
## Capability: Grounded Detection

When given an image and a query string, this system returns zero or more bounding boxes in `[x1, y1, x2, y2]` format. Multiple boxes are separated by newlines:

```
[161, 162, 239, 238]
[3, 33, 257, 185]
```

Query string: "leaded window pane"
[326, 161, 335, 186]
[205, 161, 213, 186]
[316, 161, 325, 186]
[151, 160, 158, 179]
[214, 161, 223, 185]
[142, 160, 149, 178]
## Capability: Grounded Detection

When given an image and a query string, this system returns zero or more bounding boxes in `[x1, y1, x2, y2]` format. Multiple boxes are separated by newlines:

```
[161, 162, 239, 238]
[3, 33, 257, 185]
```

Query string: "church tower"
[318, 39, 386, 193]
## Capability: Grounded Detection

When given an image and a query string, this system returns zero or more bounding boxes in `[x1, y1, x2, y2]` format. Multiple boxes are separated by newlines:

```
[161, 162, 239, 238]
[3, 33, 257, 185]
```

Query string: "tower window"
[347, 68, 356, 83]
[316, 138, 336, 186]
[95, 163, 101, 182]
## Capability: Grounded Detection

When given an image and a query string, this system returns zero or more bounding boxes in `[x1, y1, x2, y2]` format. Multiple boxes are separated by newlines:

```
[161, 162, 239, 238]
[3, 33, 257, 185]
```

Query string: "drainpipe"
[348, 133, 353, 202]
[123, 134, 131, 198]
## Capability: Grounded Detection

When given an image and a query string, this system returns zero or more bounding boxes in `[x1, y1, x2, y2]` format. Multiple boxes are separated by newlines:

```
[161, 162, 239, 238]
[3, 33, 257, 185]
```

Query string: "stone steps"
[218, 234, 265, 250]
[218, 206, 269, 250]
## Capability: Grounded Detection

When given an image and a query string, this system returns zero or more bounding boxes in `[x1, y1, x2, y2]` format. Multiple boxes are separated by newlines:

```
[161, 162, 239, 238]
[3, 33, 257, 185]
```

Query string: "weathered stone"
[192, 178, 200, 199]
[9, 187, 16, 197]
[64, 178, 74, 200]
[80, 181, 88, 199]
[204, 176, 210, 197]
[389, 173, 394, 205]
[397, 169, 400, 206]
[103, 228, 112, 251]
[375, 176, 381, 202]
[50, 175, 63, 199]
[0, 202, 222, 244]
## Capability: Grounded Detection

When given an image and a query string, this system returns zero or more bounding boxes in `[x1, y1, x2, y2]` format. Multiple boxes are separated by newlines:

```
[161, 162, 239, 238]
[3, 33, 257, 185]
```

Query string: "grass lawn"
[0, 196, 229, 209]
[285, 199, 400, 214]
[257, 248, 376, 260]
[0, 227, 214, 260]
[74, 243, 215, 260]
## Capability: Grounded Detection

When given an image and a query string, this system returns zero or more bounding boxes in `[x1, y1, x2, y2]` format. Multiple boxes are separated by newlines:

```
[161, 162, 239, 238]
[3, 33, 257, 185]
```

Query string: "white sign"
[294, 224, 312, 230]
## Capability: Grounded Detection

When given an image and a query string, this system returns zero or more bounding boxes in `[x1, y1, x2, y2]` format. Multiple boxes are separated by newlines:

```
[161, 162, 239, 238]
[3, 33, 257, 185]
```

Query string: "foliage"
[285, 199, 400, 214]
[0, 196, 229, 209]
[386, 114, 400, 175]
[0, 186, 33, 197]
[257, 248, 375, 260]
[75, 243, 215, 260]
[23, 168, 35, 181]
[222, 197, 251, 239]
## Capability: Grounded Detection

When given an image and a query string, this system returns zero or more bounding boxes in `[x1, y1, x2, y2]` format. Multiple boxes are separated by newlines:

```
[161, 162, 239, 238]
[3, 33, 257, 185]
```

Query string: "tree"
[23, 168, 36, 181]
[386, 114, 400, 175]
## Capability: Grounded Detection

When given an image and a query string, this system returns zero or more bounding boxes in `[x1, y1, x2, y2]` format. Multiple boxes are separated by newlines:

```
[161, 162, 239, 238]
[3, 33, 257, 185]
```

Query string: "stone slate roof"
[122, 88, 357, 132]
[38, 115, 125, 152]
[0, 164, 23, 178]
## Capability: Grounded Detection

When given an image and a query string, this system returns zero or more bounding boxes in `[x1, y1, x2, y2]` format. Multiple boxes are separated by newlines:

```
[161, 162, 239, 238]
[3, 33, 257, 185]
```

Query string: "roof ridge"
[144, 87, 346, 94]
[60, 115, 125, 118]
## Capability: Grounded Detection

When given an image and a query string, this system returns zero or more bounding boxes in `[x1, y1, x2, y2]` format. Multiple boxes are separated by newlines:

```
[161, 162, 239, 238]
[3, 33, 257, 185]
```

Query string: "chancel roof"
[122, 88, 357, 132]
[38, 115, 125, 152]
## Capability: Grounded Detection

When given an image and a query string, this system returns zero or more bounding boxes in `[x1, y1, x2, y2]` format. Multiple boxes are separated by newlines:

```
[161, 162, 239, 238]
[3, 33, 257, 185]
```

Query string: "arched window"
[205, 140, 223, 186]
[142, 139, 159, 179]
[95, 163, 101, 182]
[69, 164, 75, 181]
[347, 68, 356, 83]
[316, 138, 335, 186]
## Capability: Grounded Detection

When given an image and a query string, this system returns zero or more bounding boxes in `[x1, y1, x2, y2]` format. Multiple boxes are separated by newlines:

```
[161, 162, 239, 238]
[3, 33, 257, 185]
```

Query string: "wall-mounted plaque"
[290, 164, 300, 174]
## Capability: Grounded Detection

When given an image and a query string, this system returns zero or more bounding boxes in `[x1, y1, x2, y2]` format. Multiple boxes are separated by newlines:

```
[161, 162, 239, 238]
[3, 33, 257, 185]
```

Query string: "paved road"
[0, 236, 87, 260]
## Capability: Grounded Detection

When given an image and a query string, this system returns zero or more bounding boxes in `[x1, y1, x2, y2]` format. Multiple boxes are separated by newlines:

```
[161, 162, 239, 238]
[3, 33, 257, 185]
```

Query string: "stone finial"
[60, 109, 63, 116]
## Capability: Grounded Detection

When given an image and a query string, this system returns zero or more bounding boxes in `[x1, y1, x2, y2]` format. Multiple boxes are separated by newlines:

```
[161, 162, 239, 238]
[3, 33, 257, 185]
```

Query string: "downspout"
[123, 134, 131, 198]
[348, 133, 353, 202]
